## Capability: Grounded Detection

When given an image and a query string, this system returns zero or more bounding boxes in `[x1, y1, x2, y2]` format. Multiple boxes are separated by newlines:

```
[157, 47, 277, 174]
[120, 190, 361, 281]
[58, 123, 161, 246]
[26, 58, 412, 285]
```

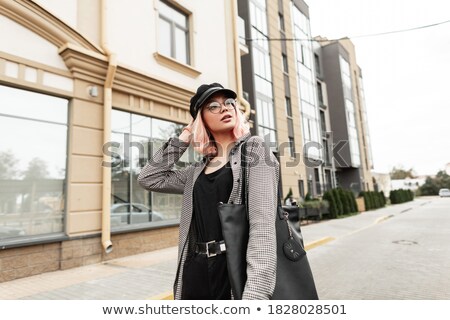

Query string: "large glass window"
[110, 110, 195, 229]
[0, 85, 67, 242]
[158, 0, 190, 64]
[292, 4, 322, 162]
[250, 0, 277, 149]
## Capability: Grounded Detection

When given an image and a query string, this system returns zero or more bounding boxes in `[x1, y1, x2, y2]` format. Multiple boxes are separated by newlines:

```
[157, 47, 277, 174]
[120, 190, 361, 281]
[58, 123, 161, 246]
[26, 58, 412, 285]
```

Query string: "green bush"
[372, 192, 380, 209]
[360, 191, 370, 211]
[379, 191, 386, 206]
[323, 188, 360, 218]
[360, 190, 386, 211]
[338, 188, 351, 214]
[347, 191, 357, 213]
[302, 200, 322, 209]
[323, 191, 338, 219]
[389, 189, 414, 204]
[332, 188, 343, 215]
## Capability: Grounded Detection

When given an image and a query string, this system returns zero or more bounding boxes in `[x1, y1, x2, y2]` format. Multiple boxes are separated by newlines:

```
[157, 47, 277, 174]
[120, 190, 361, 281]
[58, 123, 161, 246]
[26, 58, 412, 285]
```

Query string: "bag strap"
[240, 137, 282, 218]
[240, 140, 294, 238]
[240, 139, 248, 219]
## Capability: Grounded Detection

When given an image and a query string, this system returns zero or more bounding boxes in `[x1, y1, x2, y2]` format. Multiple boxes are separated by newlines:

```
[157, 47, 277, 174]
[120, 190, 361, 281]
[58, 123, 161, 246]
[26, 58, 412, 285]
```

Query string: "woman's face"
[200, 93, 237, 135]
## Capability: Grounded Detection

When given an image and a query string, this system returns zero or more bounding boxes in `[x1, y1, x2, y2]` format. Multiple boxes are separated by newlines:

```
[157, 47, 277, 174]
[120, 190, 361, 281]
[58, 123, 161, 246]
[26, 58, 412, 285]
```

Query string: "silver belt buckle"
[205, 240, 217, 258]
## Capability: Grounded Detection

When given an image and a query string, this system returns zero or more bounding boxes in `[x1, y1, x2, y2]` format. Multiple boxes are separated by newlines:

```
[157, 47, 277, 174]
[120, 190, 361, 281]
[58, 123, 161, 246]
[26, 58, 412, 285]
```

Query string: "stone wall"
[0, 226, 178, 283]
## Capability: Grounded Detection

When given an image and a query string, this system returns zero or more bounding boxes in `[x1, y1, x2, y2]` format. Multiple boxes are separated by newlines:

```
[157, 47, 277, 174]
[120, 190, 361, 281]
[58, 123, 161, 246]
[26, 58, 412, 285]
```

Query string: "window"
[279, 13, 285, 31]
[285, 97, 295, 158]
[317, 81, 324, 105]
[325, 170, 332, 191]
[288, 136, 295, 158]
[298, 180, 305, 198]
[158, 0, 190, 64]
[255, 97, 277, 149]
[314, 53, 320, 74]
[323, 139, 330, 166]
[282, 53, 288, 73]
[314, 168, 321, 195]
[285, 97, 292, 117]
[111, 110, 196, 229]
[320, 110, 326, 133]
[0, 85, 68, 242]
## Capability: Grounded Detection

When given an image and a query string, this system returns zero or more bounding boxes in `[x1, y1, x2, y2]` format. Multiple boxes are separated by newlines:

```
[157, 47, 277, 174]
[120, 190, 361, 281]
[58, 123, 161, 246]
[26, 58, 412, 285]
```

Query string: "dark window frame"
[158, 0, 190, 64]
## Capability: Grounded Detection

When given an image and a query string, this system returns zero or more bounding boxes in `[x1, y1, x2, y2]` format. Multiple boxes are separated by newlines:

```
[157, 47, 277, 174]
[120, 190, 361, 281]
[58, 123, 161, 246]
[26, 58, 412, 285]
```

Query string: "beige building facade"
[0, 0, 245, 282]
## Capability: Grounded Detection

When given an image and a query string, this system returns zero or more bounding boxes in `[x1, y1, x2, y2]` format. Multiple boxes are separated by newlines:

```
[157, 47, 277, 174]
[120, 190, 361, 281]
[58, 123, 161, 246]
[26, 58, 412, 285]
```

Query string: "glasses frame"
[204, 98, 237, 114]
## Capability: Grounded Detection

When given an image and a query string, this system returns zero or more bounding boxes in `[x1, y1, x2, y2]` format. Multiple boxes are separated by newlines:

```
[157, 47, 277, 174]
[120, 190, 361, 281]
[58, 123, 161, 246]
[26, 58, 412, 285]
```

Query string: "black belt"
[195, 240, 227, 258]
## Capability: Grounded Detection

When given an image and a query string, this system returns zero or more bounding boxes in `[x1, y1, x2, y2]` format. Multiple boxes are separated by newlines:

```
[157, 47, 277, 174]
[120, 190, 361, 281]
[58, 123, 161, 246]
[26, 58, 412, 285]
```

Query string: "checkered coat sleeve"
[137, 134, 278, 300]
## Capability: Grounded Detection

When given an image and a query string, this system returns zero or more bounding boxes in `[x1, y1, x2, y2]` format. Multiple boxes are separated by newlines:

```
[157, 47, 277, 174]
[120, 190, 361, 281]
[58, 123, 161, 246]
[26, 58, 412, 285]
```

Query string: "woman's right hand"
[179, 121, 193, 144]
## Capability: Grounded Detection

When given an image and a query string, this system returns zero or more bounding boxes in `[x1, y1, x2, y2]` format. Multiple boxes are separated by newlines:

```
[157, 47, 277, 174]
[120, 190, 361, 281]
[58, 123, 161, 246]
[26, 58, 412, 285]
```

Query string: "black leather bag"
[271, 205, 318, 299]
[218, 140, 318, 300]
[216, 202, 248, 300]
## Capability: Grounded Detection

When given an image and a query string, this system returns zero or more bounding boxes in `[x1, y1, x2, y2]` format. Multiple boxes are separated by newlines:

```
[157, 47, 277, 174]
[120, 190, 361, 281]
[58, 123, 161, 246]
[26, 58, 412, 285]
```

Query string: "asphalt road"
[308, 197, 450, 299]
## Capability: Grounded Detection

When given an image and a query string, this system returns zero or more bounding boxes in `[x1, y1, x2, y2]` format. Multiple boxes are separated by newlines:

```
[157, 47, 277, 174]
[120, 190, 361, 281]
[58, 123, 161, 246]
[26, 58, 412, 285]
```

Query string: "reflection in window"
[0, 85, 67, 241]
[158, 0, 190, 64]
[111, 109, 195, 229]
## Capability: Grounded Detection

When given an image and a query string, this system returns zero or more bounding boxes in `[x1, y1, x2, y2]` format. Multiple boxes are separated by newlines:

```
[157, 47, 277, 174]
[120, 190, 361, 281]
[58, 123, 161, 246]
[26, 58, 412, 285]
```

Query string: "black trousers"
[181, 253, 231, 300]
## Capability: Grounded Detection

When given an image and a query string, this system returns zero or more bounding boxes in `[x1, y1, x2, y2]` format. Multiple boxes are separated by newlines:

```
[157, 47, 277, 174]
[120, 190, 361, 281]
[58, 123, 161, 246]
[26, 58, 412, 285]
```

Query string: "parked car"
[110, 203, 163, 226]
[438, 188, 450, 197]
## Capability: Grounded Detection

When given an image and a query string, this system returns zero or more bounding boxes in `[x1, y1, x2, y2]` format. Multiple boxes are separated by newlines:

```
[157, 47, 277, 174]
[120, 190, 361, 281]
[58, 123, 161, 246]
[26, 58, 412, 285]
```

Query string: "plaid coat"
[138, 132, 278, 299]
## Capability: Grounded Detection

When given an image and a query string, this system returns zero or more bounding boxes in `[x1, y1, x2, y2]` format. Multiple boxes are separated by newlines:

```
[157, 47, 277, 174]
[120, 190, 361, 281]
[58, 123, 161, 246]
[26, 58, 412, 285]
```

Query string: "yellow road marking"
[305, 236, 335, 250]
[147, 291, 173, 300]
[375, 215, 393, 224]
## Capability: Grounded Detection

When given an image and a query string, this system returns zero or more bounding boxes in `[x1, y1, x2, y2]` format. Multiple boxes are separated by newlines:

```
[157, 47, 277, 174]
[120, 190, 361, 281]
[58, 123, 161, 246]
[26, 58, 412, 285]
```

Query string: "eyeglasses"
[205, 98, 236, 114]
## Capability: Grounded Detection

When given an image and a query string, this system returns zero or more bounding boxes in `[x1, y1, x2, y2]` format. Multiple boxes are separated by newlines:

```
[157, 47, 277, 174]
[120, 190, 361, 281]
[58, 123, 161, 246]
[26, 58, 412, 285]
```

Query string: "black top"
[193, 161, 233, 242]
[182, 162, 233, 300]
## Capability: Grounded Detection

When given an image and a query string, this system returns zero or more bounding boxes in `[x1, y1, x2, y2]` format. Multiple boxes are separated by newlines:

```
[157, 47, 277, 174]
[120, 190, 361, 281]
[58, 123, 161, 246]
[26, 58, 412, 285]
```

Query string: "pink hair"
[190, 104, 250, 156]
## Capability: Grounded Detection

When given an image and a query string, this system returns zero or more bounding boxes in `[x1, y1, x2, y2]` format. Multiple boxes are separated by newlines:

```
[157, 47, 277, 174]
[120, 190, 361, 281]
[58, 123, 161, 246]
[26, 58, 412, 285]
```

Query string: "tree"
[419, 170, 450, 195]
[284, 187, 293, 203]
[0, 150, 19, 179]
[390, 166, 416, 180]
[22, 158, 49, 180]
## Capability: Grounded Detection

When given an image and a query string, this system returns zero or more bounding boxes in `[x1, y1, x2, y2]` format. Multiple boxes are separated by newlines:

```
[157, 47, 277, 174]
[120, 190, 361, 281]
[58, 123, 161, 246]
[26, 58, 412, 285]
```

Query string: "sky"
[307, 0, 450, 176]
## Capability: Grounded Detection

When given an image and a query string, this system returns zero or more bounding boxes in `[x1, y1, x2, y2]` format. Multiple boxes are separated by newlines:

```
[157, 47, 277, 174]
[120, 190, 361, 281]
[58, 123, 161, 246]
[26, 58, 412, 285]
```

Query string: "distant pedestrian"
[138, 83, 278, 299]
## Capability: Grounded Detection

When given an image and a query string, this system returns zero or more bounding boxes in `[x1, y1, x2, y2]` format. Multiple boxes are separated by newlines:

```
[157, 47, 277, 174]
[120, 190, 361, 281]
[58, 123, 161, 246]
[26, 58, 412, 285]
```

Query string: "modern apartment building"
[317, 38, 374, 193]
[312, 40, 337, 193]
[0, 0, 244, 281]
[238, 0, 334, 200]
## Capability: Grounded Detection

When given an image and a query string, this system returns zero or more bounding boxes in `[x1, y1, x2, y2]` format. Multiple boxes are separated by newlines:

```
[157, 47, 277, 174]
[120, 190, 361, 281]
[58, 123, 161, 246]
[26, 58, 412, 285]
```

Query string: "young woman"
[138, 83, 279, 300]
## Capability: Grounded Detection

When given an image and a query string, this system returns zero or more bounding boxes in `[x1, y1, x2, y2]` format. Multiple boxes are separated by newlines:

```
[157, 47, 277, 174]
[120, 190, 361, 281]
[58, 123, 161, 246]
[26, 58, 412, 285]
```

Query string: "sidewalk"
[0, 198, 431, 300]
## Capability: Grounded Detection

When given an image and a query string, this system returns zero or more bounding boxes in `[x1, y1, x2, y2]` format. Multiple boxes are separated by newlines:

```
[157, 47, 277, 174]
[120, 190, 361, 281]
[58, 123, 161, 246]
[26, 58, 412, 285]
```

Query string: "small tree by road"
[419, 171, 450, 195]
